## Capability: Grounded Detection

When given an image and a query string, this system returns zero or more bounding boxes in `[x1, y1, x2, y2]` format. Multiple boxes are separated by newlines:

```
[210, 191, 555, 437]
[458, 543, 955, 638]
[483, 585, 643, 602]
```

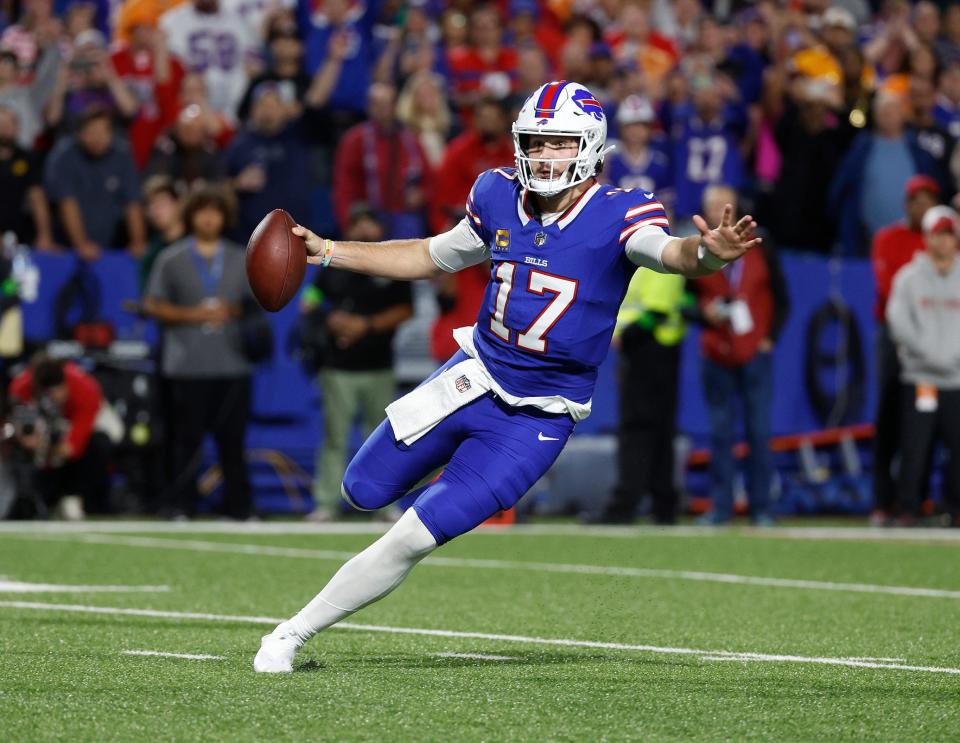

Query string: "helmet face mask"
[512, 81, 609, 197]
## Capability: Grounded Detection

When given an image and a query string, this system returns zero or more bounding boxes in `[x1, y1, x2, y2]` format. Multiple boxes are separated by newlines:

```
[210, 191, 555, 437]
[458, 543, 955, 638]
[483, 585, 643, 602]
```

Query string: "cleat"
[253, 622, 301, 673]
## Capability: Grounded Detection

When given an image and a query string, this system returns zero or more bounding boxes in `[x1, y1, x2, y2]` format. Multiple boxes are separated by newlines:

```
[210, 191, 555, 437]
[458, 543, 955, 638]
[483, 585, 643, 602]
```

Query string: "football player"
[254, 80, 760, 672]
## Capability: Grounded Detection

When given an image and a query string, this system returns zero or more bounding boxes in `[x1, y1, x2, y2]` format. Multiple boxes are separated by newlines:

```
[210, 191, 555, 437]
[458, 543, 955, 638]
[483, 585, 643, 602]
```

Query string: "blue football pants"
[341, 354, 575, 544]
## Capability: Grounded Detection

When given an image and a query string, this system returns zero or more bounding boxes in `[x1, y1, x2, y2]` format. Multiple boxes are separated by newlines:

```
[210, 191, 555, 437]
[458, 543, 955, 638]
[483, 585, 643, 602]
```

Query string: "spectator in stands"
[177, 71, 234, 147]
[766, 76, 845, 254]
[870, 174, 940, 526]
[446, 3, 517, 119]
[301, 0, 379, 132]
[143, 185, 254, 520]
[0, 25, 60, 148]
[0, 106, 54, 248]
[43, 108, 146, 260]
[607, 1, 678, 96]
[237, 16, 308, 124]
[914, 1, 941, 53]
[159, 0, 255, 120]
[9, 353, 114, 519]
[515, 45, 550, 98]
[936, 5, 960, 67]
[145, 103, 225, 192]
[333, 82, 431, 239]
[225, 82, 310, 241]
[0, 0, 56, 74]
[934, 61, 960, 139]
[430, 97, 512, 234]
[45, 29, 139, 135]
[113, 0, 187, 45]
[373, 0, 445, 86]
[694, 185, 789, 526]
[139, 174, 184, 290]
[669, 71, 746, 221]
[886, 205, 960, 527]
[908, 74, 956, 195]
[603, 95, 673, 206]
[591, 268, 689, 525]
[302, 204, 412, 522]
[396, 70, 452, 169]
[830, 90, 940, 256]
[110, 15, 185, 167]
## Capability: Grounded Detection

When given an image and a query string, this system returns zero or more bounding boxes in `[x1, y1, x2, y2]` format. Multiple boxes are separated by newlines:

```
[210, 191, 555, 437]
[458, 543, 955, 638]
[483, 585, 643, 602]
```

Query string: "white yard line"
[1, 600, 957, 677]
[432, 652, 518, 661]
[0, 579, 170, 593]
[21, 532, 960, 601]
[1, 520, 959, 543]
[123, 650, 225, 661]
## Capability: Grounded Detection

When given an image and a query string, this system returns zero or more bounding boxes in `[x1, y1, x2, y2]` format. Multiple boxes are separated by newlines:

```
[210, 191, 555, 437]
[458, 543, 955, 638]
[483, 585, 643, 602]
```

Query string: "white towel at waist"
[385, 325, 591, 445]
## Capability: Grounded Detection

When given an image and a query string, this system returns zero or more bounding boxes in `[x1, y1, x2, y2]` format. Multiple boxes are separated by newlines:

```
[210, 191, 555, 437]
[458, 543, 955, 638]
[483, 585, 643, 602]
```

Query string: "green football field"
[2, 520, 959, 742]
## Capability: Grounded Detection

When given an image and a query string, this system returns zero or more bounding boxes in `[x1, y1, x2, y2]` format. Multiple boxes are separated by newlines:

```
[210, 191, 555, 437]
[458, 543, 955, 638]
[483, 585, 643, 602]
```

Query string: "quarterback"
[254, 81, 760, 672]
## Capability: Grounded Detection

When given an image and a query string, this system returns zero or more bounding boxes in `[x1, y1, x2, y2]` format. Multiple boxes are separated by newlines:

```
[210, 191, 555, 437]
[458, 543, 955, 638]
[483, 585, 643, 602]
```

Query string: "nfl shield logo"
[455, 375, 471, 393]
[534, 232, 547, 248]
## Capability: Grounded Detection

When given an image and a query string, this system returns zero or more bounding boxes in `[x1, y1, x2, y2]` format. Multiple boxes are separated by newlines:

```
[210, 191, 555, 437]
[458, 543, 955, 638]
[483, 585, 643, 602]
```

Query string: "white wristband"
[698, 241, 728, 271]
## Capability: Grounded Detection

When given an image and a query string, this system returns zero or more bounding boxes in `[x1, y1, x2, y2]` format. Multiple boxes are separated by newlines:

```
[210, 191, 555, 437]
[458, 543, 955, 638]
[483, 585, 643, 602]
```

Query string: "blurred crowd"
[1, 0, 959, 525]
[3, 0, 960, 257]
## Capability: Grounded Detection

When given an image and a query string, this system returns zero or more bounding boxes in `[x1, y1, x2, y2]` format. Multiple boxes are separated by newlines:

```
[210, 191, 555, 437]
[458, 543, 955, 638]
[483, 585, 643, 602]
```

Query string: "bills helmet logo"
[571, 89, 604, 121]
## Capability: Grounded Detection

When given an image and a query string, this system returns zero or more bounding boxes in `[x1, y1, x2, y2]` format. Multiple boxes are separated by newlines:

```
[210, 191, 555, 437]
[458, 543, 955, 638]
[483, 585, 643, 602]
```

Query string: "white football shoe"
[253, 621, 302, 673]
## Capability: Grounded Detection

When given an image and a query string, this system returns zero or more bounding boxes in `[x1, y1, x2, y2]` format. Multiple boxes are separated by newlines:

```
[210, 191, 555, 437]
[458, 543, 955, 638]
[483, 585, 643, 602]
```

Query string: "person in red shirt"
[427, 97, 512, 362]
[111, 16, 185, 168]
[693, 186, 789, 526]
[869, 174, 940, 525]
[446, 4, 518, 121]
[8, 354, 113, 517]
[332, 82, 431, 239]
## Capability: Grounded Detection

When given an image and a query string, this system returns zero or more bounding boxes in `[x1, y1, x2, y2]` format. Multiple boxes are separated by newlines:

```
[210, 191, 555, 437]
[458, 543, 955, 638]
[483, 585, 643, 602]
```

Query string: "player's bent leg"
[413, 401, 573, 545]
[253, 508, 437, 673]
[340, 415, 458, 511]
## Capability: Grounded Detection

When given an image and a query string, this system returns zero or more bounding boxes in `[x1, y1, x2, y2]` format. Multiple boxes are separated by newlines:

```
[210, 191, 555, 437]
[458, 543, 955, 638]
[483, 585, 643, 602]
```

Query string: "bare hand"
[196, 299, 233, 326]
[758, 337, 773, 353]
[234, 164, 266, 192]
[33, 234, 58, 252]
[328, 310, 369, 348]
[329, 31, 351, 62]
[292, 224, 327, 263]
[703, 300, 727, 328]
[76, 241, 102, 262]
[692, 204, 761, 264]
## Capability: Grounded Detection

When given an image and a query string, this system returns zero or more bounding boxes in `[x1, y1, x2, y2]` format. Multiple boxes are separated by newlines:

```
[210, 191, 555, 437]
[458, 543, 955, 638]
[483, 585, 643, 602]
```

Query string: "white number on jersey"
[686, 136, 727, 182]
[490, 262, 578, 353]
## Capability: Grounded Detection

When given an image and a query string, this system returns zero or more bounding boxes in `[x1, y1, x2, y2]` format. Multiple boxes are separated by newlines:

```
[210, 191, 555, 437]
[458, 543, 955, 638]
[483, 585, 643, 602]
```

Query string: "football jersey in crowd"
[670, 112, 745, 218]
[160, 2, 256, 119]
[603, 141, 673, 210]
[301, 0, 381, 113]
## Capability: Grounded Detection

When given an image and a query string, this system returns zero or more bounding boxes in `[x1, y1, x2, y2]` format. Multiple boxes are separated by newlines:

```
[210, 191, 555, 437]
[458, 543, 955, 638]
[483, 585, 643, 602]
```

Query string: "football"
[245, 208, 308, 312]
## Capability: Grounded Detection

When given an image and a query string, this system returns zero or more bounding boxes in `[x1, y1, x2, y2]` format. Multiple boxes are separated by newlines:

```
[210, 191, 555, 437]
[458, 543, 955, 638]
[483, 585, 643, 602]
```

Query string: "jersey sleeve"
[464, 169, 498, 245]
[618, 191, 673, 272]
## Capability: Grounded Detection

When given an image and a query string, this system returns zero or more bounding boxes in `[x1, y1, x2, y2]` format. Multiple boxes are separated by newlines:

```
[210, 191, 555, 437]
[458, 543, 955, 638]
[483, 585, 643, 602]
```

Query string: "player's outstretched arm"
[660, 204, 762, 277]
[294, 225, 444, 281]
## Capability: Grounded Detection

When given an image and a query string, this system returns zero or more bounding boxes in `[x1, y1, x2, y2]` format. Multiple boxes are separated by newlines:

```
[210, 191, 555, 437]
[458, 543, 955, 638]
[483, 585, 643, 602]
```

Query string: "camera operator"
[8, 353, 112, 518]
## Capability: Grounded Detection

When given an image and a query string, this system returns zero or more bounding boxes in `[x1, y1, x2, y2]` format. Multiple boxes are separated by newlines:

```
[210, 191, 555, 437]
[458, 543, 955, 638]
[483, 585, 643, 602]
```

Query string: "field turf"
[1, 521, 959, 741]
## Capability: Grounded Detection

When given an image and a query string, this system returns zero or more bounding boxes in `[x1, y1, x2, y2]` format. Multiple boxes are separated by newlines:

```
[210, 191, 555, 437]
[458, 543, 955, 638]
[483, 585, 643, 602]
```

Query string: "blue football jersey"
[604, 141, 674, 213]
[672, 116, 745, 218]
[464, 168, 671, 404]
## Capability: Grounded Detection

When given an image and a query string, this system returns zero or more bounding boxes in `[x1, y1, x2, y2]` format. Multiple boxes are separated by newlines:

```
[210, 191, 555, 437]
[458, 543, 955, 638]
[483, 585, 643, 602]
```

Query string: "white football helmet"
[512, 81, 611, 197]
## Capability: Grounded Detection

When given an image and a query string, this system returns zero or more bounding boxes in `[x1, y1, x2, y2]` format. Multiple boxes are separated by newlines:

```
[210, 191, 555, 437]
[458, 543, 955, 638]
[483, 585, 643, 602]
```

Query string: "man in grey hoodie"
[886, 205, 960, 525]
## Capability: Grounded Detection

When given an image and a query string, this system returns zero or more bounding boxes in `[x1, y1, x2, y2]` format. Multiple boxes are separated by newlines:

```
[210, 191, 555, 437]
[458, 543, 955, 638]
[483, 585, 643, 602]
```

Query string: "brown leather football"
[245, 209, 307, 312]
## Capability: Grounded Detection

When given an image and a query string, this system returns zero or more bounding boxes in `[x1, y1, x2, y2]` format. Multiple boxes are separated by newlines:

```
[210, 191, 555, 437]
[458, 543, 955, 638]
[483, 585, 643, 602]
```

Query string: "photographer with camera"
[8, 353, 112, 519]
